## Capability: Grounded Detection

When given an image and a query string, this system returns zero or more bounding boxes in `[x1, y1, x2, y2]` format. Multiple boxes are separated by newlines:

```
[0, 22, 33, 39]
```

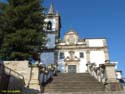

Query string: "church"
[40, 3, 119, 74]
[57, 29, 109, 73]
[1, 3, 125, 94]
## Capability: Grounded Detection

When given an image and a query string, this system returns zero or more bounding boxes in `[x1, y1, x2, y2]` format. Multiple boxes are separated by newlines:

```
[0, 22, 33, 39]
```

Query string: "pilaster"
[104, 49, 110, 61]
[103, 39, 107, 47]
[86, 50, 90, 63]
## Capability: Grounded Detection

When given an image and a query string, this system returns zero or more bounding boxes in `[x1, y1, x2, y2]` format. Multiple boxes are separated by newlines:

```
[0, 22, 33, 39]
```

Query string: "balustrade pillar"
[105, 63, 121, 91]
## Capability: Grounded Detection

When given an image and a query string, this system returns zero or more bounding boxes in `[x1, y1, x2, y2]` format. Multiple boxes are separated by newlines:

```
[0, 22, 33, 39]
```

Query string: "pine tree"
[0, 0, 46, 60]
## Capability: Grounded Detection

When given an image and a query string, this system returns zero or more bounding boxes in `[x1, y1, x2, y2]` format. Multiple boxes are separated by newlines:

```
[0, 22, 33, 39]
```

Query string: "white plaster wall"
[58, 51, 65, 73]
[74, 51, 87, 73]
[58, 50, 87, 73]
[88, 39, 104, 47]
[116, 71, 122, 79]
[77, 42, 84, 45]
[90, 51, 105, 66]
[44, 18, 56, 31]
[111, 62, 118, 69]
[59, 42, 65, 45]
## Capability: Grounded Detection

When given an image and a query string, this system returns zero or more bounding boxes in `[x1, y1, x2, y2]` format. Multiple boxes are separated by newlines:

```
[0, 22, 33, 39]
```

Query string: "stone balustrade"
[86, 63, 107, 84]
[86, 61, 123, 91]
[39, 64, 57, 84]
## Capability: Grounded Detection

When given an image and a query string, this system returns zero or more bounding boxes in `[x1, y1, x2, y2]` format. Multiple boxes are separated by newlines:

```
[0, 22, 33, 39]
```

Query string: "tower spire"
[48, 2, 54, 15]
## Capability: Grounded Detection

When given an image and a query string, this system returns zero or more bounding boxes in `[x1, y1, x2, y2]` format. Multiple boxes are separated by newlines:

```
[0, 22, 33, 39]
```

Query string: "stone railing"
[4, 65, 25, 81]
[39, 64, 57, 84]
[0, 63, 25, 94]
[86, 63, 107, 84]
[86, 62, 124, 91]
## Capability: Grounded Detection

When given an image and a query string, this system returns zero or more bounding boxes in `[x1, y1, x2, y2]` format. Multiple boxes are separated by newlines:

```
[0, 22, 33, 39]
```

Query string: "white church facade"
[57, 29, 109, 73]
[40, 3, 122, 79]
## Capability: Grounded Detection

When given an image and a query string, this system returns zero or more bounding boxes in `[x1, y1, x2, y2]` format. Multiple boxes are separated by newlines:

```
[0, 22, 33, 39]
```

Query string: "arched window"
[47, 21, 52, 30]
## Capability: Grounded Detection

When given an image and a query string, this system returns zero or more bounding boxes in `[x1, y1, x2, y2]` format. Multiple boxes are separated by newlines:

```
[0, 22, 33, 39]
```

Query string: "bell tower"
[44, 3, 61, 43]
[40, 3, 61, 65]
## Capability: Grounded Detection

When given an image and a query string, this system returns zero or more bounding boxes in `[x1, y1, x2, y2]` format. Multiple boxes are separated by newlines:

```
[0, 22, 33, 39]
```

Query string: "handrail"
[0, 63, 25, 82]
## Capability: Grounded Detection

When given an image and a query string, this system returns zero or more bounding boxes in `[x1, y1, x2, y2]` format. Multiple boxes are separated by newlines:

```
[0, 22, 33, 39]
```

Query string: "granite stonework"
[41, 92, 125, 94]
[4, 61, 41, 94]
[105, 63, 121, 91]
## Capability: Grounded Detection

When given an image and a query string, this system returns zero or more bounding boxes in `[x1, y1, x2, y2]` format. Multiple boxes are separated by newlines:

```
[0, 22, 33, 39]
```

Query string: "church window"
[47, 21, 52, 30]
[80, 52, 84, 58]
[60, 52, 64, 59]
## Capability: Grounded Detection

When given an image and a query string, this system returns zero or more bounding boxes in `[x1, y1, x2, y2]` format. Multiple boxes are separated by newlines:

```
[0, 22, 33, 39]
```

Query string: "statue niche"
[47, 21, 52, 30]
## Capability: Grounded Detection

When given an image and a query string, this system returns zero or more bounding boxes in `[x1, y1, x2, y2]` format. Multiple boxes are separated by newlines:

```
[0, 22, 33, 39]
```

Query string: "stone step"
[44, 88, 105, 93]
[46, 87, 105, 90]
[56, 75, 92, 77]
[45, 85, 104, 89]
[47, 81, 103, 85]
[46, 84, 104, 88]
[53, 76, 96, 78]
[51, 79, 98, 82]
[41, 91, 125, 94]
[44, 73, 105, 93]
[53, 78, 97, 82]
[53, 76, 97, 78]
[57, 73, 90, 75]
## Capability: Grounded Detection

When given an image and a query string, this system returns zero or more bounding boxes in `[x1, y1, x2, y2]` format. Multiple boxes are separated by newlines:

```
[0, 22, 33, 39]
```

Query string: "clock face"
[44, 18, 56, 31]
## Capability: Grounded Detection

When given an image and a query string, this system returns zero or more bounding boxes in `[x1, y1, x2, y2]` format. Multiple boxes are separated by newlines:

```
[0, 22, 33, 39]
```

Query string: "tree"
[0, 0, 46, 60]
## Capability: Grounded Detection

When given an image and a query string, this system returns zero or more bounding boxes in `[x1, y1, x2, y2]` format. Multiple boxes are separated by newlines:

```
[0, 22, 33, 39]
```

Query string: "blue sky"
[1, 0, 125, 76]
[44, 0, 125, 76]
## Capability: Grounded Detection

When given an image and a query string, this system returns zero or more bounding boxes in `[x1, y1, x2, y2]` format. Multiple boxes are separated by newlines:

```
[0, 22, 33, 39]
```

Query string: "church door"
[68, 65, 76, 73]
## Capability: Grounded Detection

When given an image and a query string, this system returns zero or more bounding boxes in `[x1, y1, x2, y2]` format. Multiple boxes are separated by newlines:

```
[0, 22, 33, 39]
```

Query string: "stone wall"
[3, 61, 41, 94]
[4, 61, 31, 85]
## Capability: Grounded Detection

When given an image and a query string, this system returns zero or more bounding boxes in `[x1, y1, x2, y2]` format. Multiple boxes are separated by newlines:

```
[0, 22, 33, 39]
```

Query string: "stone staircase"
[43, 73, 106, 93]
